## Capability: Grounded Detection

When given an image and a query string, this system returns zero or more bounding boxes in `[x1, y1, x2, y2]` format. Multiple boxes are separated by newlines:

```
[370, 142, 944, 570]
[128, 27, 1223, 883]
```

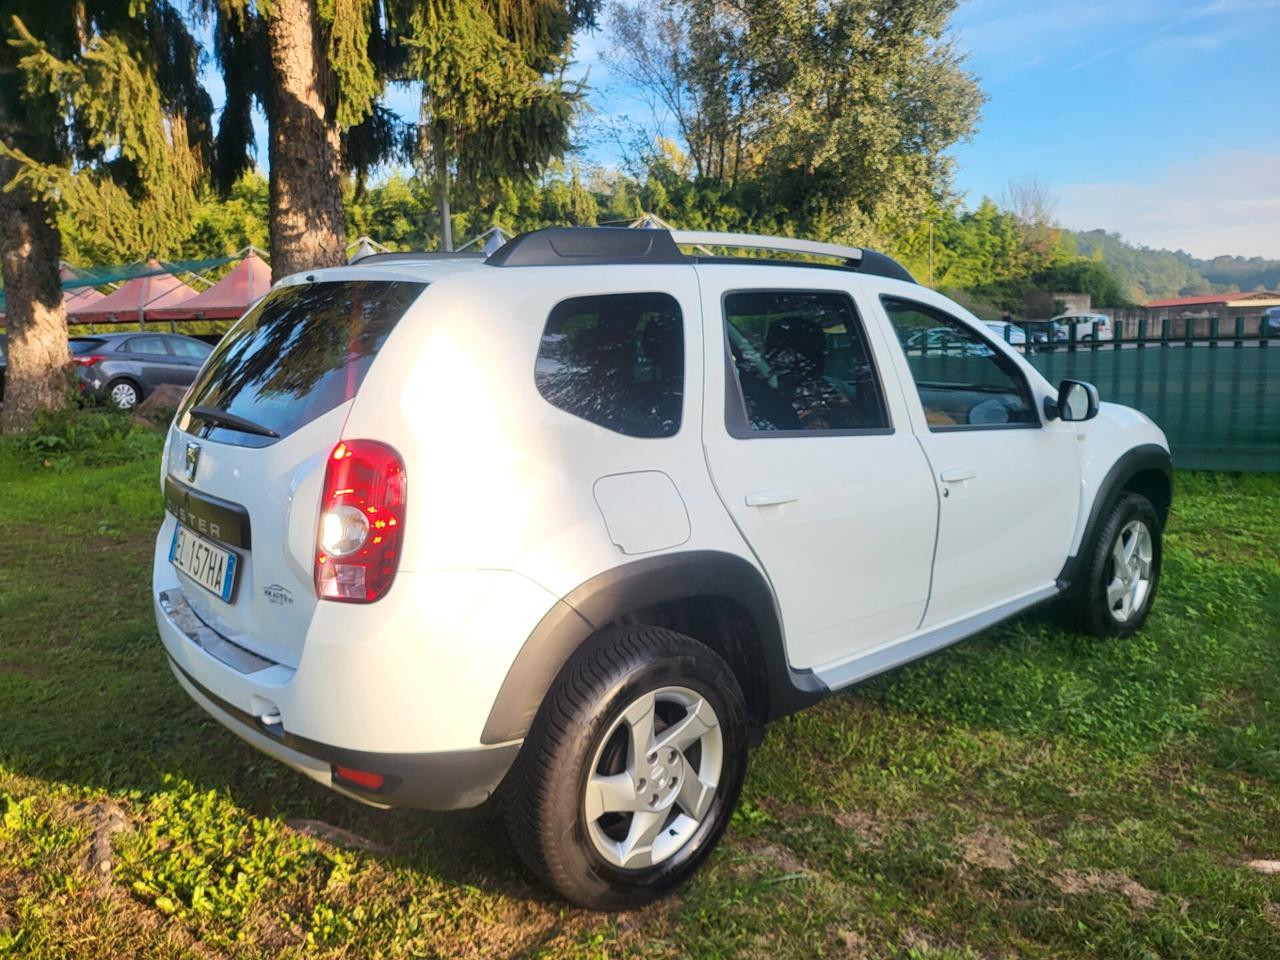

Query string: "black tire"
[1065, 492, 1162, 637]
[503, 624, 748, 909]
[106, 378, 142, 410]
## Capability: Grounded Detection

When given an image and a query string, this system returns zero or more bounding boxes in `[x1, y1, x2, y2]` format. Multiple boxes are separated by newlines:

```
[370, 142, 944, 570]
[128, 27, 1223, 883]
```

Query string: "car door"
[164, 336, 213, 385]
[122, 335, 188, 391]
[698, 266, 939, 674]
[868, 290, 1081, 628]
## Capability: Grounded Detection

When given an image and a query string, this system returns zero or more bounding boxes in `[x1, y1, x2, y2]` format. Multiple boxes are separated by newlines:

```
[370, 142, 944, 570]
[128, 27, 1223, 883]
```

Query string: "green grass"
[1, 422, 1278, 958]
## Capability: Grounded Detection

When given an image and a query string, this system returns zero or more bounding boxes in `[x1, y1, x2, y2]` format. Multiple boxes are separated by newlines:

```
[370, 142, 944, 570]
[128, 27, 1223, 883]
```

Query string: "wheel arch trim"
[479, 551, 823, 745]
[1059, 442, 1172, 589]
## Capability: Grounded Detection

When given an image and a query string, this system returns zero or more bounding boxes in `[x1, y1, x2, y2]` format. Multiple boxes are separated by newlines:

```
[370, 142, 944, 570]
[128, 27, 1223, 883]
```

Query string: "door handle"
[939, 467, 976, 483]
[745, 489, 799, 507]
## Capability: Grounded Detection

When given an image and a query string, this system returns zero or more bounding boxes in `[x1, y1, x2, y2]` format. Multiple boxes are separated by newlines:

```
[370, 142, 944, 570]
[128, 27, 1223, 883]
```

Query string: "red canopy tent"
[148, 252, 272, 321]
[64, 285, 106, 310]
[69, 259, 197, 323]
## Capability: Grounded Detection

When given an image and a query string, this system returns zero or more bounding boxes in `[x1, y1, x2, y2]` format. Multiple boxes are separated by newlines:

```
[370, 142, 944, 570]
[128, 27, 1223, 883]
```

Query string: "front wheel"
[1067, 492, 1162, 637]
[503, 625, 748, 909]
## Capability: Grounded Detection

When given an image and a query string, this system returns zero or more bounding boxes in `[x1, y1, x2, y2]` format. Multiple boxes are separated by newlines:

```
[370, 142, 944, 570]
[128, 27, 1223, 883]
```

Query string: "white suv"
[1052, 312, 1114, 342]
[153, 228, 1171, 908]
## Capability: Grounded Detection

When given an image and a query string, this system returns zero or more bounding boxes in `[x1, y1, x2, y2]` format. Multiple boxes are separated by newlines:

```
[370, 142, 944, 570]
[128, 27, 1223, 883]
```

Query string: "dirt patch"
[72, 801, 132, 886]
[286, 818, 389, 853]
[958, 823, 1018, 871]
[1247, 859, 1280, 875]
[736, 840, 811, 877]
[1052, 868, 1158, 910]
[0, 659, 43, 678]
[831, 808, 895, 846]
[1263, 901, 1280, 930]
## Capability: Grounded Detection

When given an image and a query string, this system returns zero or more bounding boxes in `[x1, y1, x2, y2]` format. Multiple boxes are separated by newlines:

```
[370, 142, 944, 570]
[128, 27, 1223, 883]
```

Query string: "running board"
[814, 584, 1061, 691]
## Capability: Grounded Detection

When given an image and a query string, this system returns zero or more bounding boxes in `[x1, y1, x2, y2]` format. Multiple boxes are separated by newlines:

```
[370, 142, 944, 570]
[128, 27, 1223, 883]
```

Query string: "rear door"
[122, 335, 188, 391]
[698, 266, 938, 673]
[163, 278, 426, 668]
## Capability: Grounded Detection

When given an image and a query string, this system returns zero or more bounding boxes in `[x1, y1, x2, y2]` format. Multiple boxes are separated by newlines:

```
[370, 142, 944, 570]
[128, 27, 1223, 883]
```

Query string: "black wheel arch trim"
[479, 551, 825, 745]
[1057, 443, 1172, 589]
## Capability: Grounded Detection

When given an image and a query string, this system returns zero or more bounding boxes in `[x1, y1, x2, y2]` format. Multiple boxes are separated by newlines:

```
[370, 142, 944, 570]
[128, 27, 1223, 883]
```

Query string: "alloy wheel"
[583, 685, 723, 870]
[1105, 519, 1153, 623]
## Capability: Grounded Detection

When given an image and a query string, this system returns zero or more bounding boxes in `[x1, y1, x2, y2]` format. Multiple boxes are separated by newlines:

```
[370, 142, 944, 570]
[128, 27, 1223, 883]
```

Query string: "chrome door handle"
[745, 489, 799, 507]
[939, 468, 976, 483]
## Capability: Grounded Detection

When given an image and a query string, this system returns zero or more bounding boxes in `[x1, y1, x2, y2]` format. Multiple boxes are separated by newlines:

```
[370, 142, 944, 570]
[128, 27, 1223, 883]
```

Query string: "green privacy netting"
[0, 256, 240, 312]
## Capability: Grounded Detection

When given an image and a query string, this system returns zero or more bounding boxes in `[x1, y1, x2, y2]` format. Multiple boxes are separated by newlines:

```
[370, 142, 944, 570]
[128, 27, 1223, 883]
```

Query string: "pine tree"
[0, 1, 211, 432]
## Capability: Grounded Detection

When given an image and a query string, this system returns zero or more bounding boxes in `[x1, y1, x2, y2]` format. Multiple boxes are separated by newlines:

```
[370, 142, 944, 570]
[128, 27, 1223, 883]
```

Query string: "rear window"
[178, 280, 425, 445]
[69, 338, 106, 356]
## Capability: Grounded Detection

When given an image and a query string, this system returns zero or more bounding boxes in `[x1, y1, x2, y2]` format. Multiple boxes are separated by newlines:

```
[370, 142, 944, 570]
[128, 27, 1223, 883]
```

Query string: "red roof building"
[1145, 291, 1280, 309]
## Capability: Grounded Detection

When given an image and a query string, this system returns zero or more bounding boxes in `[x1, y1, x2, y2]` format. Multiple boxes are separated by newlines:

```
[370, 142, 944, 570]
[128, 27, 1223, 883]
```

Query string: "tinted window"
[725, 291, 889, 433]
[882, 297, 1036, 429]
[535, 293, 683, 438]
[168, 337, 212, 359]
[125, 336, 170, 356]
[69, 338, 105, 356]
[178, 281, 425, 445]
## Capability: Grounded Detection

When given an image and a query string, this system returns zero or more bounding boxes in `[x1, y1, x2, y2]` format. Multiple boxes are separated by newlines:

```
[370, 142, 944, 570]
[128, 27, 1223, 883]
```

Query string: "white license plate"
[170, 524, 239, 602]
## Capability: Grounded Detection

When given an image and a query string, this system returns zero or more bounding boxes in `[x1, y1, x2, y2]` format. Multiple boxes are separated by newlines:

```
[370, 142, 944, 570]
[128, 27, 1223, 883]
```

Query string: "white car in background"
[984, 320, 1027, 346]
[153, 227, 1171, 909]
[1052, 312, 1114, 342]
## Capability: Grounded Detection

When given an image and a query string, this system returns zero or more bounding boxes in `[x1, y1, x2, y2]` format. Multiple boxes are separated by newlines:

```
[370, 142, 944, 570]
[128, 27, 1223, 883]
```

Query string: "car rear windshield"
[177, 280, 425, 445]
[69, 338, 106, 355]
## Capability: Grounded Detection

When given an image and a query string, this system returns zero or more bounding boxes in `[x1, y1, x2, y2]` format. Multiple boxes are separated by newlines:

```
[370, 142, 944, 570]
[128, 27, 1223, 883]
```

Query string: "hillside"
[1070, 229, 1280, 303]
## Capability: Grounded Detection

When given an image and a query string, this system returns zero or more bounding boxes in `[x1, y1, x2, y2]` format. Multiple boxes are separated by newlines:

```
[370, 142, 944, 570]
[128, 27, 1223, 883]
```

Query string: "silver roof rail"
[668, 231, 864, 264]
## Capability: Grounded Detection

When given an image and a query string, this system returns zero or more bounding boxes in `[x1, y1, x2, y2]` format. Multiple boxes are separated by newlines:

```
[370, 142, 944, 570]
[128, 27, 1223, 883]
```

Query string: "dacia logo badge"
[185, 442, 201, 482]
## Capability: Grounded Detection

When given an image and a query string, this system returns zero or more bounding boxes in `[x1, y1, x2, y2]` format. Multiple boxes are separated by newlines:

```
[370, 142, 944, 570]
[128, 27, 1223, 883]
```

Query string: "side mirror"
[1050, 379, 1100, 422]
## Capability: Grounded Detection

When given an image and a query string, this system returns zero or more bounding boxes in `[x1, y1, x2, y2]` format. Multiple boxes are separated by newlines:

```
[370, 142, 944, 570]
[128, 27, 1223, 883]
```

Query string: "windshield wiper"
[190, 405, 280, 439]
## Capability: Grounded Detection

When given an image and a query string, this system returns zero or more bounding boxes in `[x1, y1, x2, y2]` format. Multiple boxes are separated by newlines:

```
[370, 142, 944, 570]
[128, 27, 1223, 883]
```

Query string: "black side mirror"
[1047, 379, 1100, 422]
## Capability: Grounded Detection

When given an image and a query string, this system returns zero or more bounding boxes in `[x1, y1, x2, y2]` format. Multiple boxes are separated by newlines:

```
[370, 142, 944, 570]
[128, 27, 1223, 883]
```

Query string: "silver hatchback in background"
[71, 333, 213, 409]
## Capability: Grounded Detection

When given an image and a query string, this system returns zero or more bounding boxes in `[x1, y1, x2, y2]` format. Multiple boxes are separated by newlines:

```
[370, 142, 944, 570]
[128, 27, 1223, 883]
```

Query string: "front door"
[698, 266, 939, 673]
[872, 293, 1081, 627]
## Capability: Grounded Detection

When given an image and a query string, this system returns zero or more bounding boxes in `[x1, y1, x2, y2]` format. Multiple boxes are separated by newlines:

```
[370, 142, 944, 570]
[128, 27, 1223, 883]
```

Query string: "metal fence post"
[1235, 316, 1245, 347]
[1161, 317, 1170, 346]
[1210, 315, 1219, 348]
[1138, 316, 1147, 350]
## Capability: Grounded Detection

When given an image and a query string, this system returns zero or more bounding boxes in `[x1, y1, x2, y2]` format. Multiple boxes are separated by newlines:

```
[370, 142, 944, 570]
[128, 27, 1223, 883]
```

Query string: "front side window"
[724, 290, 890, 434]
[882, 297, 1037, 430]
[535, 293, 683, 438]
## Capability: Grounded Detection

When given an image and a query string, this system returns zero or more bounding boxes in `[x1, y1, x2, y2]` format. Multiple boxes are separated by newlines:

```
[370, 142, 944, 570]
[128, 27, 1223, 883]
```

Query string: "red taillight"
[72, 354, 107, 367]
[314, 440, 406, 603]
[332, 765, 385, 791]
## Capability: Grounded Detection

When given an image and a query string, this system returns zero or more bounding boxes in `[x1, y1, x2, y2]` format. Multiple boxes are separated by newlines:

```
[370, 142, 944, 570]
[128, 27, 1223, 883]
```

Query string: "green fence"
[1009, 321, 1278, 472]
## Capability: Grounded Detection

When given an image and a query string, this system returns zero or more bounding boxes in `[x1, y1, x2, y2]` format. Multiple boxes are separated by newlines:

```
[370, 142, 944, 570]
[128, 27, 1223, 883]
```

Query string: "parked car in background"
[1022, 320, 1067, 344]
[984, 320, 1028, 346]
[1052, 312, 1113, 342]
[1263, 307, 1280, 338]
[153, 227, 1172, 909]
[72, 333, 212, 409]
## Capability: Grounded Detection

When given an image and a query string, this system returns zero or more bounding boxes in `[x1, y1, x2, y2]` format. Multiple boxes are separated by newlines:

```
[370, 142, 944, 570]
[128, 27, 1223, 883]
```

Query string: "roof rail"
[350, 251, 487, 264]
[485, 226, 916, 283]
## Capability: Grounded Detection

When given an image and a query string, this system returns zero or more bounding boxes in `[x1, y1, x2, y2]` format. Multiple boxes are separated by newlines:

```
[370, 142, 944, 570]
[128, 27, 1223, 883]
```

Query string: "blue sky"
[207, 0, 1280, 258]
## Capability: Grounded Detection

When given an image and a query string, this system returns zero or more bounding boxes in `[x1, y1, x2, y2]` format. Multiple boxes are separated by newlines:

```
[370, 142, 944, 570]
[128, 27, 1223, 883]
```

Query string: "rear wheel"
[503, 625, 748, 909]
[107, 379, 141, 410]
[1067, 492, 1162, 637]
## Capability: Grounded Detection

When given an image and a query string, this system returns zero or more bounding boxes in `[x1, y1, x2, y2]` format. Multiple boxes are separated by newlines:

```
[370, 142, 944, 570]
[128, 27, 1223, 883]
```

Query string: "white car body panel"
[152, 233, 1171, 813]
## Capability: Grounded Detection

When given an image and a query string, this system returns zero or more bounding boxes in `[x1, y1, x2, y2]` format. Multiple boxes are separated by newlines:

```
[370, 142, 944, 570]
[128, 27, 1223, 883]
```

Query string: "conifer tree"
[0, 1, 211, 432]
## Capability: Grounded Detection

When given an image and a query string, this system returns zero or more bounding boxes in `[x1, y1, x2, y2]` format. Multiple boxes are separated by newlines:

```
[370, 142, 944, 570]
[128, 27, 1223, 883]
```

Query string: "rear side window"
[535, 293, 683, 438]
[168, 337, 212, 359]
[178, 281, 425, 445]
[724, 290, 890, 434]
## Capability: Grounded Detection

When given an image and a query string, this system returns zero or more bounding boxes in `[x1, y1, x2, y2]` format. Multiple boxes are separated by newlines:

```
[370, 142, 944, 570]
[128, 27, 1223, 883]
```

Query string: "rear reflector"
[315, 440, 406, 602]
[331, 765, 385, 791]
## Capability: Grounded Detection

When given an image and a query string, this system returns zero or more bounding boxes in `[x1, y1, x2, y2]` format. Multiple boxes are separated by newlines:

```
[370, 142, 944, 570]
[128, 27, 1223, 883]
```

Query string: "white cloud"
[1057, 151, 1280, 259]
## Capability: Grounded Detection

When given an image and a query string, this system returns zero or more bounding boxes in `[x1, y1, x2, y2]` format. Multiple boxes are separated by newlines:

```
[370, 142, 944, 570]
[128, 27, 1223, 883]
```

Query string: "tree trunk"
[433, 125, 453, 252]
[264, 0, 347, 280]
[0, 157, 70, 434]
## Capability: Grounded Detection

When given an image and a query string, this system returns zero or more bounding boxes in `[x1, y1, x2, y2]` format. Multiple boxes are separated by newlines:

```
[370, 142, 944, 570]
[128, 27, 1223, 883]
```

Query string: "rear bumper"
[168, 656, 519, 810]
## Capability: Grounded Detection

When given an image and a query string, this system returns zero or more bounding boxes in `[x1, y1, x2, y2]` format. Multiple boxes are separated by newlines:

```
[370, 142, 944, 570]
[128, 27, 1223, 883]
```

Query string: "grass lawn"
[1, 423, 1278, 958]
